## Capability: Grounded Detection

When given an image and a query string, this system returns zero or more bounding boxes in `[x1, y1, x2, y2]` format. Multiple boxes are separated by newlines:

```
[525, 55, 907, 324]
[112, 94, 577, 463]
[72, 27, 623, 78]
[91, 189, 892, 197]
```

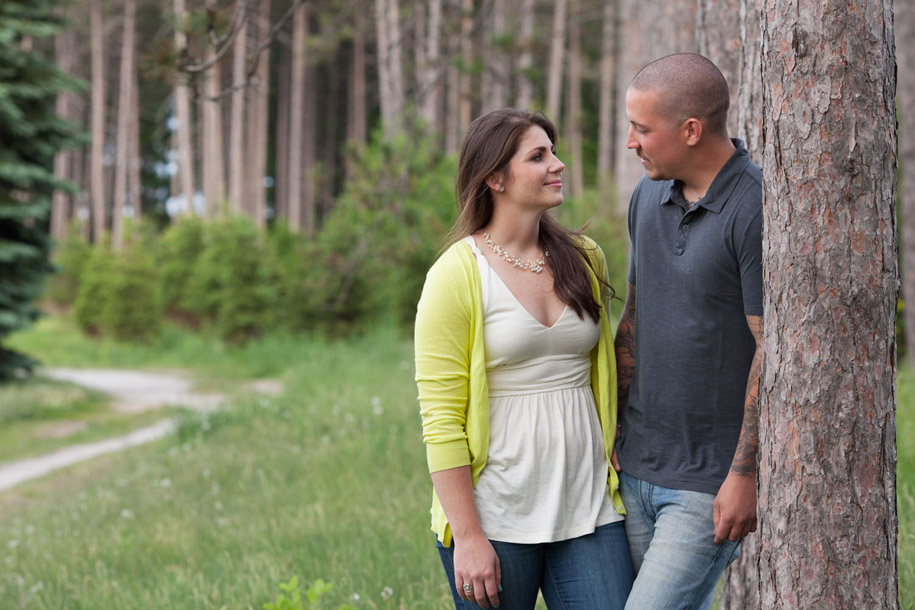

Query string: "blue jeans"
[436, 522, 633, 610]
[619, 472, 741, 610]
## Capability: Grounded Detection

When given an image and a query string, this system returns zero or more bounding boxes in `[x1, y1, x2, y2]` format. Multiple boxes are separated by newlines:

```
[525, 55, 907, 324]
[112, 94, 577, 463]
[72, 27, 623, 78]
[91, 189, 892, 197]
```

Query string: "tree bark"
[345, 10, 366, 182]
[459, 0, 473, 132]
[615, 0, 695, 211]
[246, 0, 271, 226]
[696, 0, 741, 137]
[129, 64, 141, 222]
[481, 0, 507, 114]
[201, 0, 226, 216]
[112, 0, 136, 249]
[173, 0, 196, 217]
[275, 36, 290, 221]
[596, 0, 617, 203]
[758, 0, 898, 607]
[287, 1, 307, 232]
[52, 26, 77, 244]
[89, 0, 106, 242]
[420, 0, 443, 132]
[514, 0, 535, 110]
[546, 0, 566, 122]
[899, 0, 915, 363]
[445, 0, 462, 155]
[563, 0, 583, 199]
[228, 0, 249, 215]
[376, 0, 404, 137]
[303, 53, 317, 236]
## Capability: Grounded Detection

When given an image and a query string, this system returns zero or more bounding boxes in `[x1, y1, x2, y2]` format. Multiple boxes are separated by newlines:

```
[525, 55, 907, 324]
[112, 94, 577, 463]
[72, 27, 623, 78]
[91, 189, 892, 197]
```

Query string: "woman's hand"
[453, 533, 501, 608]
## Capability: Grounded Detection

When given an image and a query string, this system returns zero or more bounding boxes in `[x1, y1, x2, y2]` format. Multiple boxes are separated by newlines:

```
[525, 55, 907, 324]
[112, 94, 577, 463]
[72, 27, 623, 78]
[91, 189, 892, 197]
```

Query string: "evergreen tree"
[0, 1, 80, 380]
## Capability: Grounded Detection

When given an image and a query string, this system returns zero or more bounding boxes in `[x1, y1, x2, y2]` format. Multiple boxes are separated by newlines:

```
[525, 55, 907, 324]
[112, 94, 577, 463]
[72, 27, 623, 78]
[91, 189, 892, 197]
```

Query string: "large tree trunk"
[615, 0, 695, 211]
[89, 0, 106, 242]
[719, 1, 764, 607]
[173, 0, 196, 217]
[287, 2, 307, 232]
[228, 0, 249, 216]
[758, 0, 897, 607]
[112, 0, 136, 250]
[201, 0, 226, 216]
[545, 0, 566, 122]
[696, 0, 741, 137]
[900, 0, 915, 363]
[51, 26, 77, 244]
[563, 0, 583, 199]
[514, 0, 535, 110]
[246, 0, 271, 227]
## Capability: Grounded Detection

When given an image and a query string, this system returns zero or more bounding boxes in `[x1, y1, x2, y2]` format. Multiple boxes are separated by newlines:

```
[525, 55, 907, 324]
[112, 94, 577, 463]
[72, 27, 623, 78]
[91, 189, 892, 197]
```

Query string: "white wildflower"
[120, 509, 134, 519]
[381, 586, 393, 600]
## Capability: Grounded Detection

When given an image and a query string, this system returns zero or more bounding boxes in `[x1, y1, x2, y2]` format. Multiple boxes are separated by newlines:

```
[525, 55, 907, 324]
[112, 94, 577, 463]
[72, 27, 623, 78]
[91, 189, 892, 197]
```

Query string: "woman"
[414, 108, 633, 610]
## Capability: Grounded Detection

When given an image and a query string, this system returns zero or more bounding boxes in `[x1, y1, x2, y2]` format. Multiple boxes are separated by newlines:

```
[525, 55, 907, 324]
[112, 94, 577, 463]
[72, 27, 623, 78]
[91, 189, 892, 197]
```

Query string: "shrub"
[157, 216, 204, 321]
[45, 226, 92, 307]
[73, 244, 115, 336]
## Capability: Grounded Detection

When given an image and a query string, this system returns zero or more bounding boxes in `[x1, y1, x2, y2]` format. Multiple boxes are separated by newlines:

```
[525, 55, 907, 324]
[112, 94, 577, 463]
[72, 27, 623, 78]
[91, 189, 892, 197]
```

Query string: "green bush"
[45, 226, 92, 307]
[73, 244, 115, 336]
[157, 216, 205, 321]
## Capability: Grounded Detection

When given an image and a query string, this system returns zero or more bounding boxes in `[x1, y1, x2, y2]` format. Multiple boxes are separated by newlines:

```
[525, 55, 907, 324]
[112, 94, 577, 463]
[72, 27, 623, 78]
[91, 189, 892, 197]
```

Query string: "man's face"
[625, 87, 686, 181]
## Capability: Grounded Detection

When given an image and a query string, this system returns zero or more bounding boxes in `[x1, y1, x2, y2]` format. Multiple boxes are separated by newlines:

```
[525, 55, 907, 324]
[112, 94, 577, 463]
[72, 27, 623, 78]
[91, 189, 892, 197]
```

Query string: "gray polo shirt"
[616, 140, 762, 495]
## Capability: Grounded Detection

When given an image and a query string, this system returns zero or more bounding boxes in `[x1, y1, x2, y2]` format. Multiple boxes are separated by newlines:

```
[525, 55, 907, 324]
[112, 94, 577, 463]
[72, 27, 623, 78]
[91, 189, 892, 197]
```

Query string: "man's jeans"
[620, 471, 741, 610]
[436, 521, 633, 610]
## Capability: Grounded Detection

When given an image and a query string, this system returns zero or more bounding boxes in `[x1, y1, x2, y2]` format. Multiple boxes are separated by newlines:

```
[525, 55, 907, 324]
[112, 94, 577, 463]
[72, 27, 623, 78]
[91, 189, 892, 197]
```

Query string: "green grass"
[0, 378, 175, 463]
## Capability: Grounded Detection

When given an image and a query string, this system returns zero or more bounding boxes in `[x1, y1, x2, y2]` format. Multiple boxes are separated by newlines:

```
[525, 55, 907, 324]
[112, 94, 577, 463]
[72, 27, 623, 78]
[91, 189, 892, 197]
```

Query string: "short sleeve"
[737, 209, 763, 316]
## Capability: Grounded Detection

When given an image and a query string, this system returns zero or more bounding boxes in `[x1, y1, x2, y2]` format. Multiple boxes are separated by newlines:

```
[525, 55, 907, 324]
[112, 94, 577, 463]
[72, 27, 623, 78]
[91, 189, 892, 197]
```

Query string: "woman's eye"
[532, 153, 542, 161]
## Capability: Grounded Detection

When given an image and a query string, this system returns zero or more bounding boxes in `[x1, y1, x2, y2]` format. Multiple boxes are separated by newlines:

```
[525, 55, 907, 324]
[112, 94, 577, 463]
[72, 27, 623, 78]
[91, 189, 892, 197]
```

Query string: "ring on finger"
[462, 583, 473, 594]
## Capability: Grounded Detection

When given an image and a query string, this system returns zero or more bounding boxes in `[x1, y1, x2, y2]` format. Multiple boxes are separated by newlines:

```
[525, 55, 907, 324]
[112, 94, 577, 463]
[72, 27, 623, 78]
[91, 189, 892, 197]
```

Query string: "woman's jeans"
[619, 471, 742, 610]
[436, 521, 633, 610]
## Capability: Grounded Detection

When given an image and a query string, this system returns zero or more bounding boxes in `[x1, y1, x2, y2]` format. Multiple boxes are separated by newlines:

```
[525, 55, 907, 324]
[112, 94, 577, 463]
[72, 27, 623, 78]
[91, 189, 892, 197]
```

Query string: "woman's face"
[496, 125, 565, 212]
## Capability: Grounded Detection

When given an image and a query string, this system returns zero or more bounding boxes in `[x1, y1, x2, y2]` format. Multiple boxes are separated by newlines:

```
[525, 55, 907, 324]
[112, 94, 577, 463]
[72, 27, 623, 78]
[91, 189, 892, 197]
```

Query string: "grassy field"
[1, 317, 912, 608]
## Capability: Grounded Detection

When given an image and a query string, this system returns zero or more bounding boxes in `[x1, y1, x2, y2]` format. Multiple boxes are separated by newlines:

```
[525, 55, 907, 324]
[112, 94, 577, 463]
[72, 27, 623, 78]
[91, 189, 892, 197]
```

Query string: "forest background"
[0, 0, 910, 608]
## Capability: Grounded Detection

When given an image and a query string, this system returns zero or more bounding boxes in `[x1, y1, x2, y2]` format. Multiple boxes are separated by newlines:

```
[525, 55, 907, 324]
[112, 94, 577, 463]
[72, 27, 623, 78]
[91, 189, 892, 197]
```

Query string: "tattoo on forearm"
[615, 285, 637, 407]
[731, 316, 762, 476]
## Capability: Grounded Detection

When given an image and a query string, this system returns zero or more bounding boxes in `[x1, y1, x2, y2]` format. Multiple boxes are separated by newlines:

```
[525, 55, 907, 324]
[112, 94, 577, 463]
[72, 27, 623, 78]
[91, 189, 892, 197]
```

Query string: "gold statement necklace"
[482, 232, 549, 273]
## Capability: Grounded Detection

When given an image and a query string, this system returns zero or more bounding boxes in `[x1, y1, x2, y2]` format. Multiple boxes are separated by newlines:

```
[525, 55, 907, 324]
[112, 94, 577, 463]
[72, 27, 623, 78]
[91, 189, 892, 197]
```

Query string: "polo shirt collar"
[662, 138, 750, 213]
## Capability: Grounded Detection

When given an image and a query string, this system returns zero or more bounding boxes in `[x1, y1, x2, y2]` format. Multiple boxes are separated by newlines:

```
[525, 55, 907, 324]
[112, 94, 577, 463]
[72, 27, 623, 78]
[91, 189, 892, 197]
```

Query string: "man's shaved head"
[630, 53, 730, 136]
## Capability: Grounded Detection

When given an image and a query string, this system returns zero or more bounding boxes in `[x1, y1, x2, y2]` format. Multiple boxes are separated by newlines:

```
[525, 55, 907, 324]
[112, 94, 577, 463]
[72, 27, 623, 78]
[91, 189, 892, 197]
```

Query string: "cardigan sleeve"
[414, 249, 474, 474]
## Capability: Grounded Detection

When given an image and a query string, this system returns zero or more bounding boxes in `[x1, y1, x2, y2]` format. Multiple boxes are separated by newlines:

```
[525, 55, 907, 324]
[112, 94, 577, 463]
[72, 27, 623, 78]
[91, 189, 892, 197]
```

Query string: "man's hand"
[713, 472, 757, 544]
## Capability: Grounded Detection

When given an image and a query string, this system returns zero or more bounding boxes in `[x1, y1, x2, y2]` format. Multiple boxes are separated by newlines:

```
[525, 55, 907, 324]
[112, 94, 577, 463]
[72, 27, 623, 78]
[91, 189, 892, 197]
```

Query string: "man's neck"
[680, 137, 736, 203]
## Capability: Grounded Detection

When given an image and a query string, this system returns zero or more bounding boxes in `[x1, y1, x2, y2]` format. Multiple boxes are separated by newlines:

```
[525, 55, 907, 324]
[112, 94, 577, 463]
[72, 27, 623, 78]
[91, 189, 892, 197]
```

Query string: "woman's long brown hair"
[444, 108, 613, 322]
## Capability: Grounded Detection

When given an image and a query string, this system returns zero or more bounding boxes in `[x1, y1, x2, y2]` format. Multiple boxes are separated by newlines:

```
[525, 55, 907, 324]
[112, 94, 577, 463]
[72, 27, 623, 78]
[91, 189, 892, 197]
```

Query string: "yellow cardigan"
[414, 235, 625, 547]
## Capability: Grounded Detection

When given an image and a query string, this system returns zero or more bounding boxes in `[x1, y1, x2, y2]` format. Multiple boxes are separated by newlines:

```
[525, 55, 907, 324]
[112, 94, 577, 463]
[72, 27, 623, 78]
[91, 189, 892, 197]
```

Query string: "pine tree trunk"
[275, 39, 290, 220]
[696, 0, 741, 137]
[514, 0, 535, 110]
[303, 56, 317, 236]
[758, 0, 898, 606]
[228, 0, 249, 216]
[345, 10, 366, 181]
[247, 0, 271, 227]
[481, 0, 507, 114]
[376, 0, 404, 136]
[112, 0, 136, 249]
[445, 1, 462, 155]
[546, 0, 566, 122]
[563, 0, 583, 199]
[129, 64, 141, 222]
[173, 0, 196, 217]
[287, 2, 306, 232]
[89, 0, 106, 242]
[615, 0, 695, 211]
[420, 0, 443, 132]
[899, 0, 915, 363]
[52, 26, 76, 243]
[201, 0, 226, 216]
[459, 0, 473, 132]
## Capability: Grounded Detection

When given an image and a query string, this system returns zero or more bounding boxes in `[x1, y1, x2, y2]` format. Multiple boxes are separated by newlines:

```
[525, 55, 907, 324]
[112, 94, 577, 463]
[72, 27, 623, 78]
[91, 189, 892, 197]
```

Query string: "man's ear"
[682, 118, 703, 147]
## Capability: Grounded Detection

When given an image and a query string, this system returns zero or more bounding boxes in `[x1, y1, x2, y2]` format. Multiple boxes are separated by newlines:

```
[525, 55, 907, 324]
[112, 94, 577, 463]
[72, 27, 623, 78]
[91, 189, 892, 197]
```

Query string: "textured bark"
[51, 26, 77, 243]
[514, 0, 535, 110]
[563, 0, 583, 199]
[597, 0, 617, 201]
[696, 0, 741, 137]
[546, 0, 566, 122]
[900, 0, 915, 362]
[615, 0, 695, 211]
[112, 0, 136, 249]
[228, 0, 249, 215]
[758, 0, 898, 607]
[173, 0, 196, 216]
[89, 0, 106, 242]
[201, 0, 226, 216]
[287, 2, 306, 231]
[720, 4, 763, 606]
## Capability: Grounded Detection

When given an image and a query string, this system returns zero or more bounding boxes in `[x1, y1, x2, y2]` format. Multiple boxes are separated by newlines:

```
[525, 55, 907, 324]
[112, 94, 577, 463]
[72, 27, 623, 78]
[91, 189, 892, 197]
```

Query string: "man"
[613, 53, 762, 610]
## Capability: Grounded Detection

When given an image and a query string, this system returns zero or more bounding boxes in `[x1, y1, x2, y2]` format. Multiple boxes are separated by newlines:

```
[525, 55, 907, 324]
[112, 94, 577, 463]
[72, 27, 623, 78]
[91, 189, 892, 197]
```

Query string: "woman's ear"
[485, 173, 504, 193]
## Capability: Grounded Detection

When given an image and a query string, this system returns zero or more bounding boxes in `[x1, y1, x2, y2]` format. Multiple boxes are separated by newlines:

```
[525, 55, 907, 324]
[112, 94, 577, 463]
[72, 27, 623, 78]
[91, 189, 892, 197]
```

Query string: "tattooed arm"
[611, 284, 636, 472]
[713, 314, 762, 543]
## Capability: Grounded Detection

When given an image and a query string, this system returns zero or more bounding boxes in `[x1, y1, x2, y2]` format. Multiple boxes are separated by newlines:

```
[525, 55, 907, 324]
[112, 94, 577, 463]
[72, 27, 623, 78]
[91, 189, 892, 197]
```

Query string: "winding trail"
[0, 368, 279, 493]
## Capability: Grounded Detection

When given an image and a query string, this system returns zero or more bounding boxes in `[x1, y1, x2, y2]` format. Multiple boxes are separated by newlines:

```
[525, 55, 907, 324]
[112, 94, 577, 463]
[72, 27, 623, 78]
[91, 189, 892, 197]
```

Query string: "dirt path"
[0, 368, 281, 493]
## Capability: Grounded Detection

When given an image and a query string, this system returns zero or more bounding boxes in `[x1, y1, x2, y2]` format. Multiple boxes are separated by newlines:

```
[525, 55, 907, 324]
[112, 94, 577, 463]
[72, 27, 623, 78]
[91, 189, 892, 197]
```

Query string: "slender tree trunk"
[112, 0, 136, 249]
[481, 0, 507, 113]
[347, 9, 367, 153]
[515, 0, 535, 110]
[321, 57, 340, 224]
[459, 0, 473, 132]
[696, 0, 741, 136]
[597, 0, 617, 203]
[287, 2, 306, 232]
[899, 0, 915, 363]
[275, 38, 290, 221]
[173, 0, 196, 217]
[52, 26, 76, 243]
[420, 0, 443, 133]
[758, 0, 897, 606]
[445, 1, 462, 155]
[303, 55, 317, 236]
[563, 0, 583, 199]
[228, 0, 249, 216]
[376, 0, 404, 137]
[201, 0, 226, 216]
[546, 0, 566, 122]
[247, 0, 271, 227]
[89, 0, 106, 242]
[615, 0, 695, 211]
[129, 64, 141, 222]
